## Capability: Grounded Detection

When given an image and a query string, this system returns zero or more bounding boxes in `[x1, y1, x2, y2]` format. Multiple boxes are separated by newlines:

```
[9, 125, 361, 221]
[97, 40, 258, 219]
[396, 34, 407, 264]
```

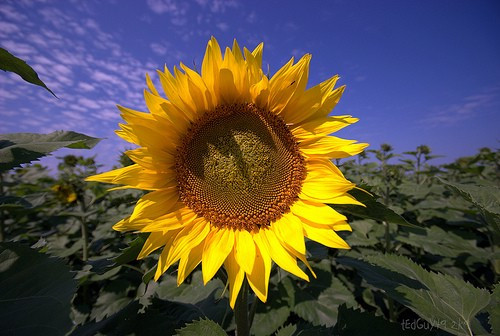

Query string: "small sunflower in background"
[51, 183, 78, 204]
[87, 37, 368, 308]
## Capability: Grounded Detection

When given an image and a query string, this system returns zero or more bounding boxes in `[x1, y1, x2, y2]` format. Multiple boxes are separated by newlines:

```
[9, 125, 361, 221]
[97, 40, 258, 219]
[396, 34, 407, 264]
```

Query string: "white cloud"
[147, 0, 188, 15]
[196, 0, 238, 13]
[422, 88, 500, 126]
[78, 82, 95, 92]
[150, 42, 167, 55]
[216, 22, 229, 31]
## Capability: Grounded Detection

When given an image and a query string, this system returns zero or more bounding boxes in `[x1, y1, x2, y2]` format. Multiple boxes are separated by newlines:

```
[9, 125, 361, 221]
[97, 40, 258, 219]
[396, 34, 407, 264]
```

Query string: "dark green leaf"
[0, 47, 56, 96]
[175, 318, 227, 336]
[437, 178, 500, 240]
[488, 284, 499, 335]
[0, 242, 77, 336]
[338, 254, 491, 336]
[333, 304, 435, 336]
[0, 195, 33, 209]
[286, 260, 356, 327]
[331, 187, 420, 229]
[0, 131, 101, 171]
[72, 298, 226, 336]
[275, 324, 297, 336]
[113, 234, 149, 265]
[250, 288, 290, 336]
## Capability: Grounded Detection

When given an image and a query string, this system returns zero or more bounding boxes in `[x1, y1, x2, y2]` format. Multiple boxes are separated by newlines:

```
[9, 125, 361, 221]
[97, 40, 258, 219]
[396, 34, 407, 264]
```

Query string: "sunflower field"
[1, 44, 499, 336]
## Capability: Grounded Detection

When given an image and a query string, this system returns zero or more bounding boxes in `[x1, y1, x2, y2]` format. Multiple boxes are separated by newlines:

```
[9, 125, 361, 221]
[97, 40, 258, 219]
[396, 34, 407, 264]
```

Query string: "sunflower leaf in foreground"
[0, 47, 56, 96]
[338, 254, 491, 336]
[175, 318, 227, 336]
[86, 37, 368, 307]
[333, 304, 434, 336]
[0, 242, 77, 336]
[437, 177, 500, 239]
[333, 187, 420, 229]
[0, 131, 101, 172]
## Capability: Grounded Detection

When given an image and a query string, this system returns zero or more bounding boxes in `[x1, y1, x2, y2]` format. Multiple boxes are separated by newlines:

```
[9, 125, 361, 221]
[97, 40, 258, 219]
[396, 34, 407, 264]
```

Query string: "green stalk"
[79, 198, 89, 262]
[0, 172, 4, 242]
[234, 278, 249, 336]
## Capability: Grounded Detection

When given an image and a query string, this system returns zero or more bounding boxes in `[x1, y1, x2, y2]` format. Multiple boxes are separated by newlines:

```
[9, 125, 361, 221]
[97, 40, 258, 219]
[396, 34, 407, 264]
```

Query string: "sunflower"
[87, 37, 368, 308]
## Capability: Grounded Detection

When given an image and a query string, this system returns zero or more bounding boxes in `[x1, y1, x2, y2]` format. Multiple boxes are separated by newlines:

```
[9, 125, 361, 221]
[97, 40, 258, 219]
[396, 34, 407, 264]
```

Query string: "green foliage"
[339, 254, 490, 335]
[1, 145, 498, 335]
[176, 318, 228, 336]
[0, 47, 56, 96]
[0, 131, 101, 171]
[0, 242, 77, 336]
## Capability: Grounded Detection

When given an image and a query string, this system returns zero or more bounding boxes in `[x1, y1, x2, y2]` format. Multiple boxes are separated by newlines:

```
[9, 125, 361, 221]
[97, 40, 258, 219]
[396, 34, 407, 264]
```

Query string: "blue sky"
[1, 0, 499, 170]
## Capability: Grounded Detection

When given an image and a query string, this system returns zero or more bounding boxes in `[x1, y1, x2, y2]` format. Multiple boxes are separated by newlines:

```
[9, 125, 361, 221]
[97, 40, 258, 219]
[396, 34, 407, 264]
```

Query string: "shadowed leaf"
[0, 131, 101, 172]
[0, 242, 77, 336]
[0, 47, 56, 96]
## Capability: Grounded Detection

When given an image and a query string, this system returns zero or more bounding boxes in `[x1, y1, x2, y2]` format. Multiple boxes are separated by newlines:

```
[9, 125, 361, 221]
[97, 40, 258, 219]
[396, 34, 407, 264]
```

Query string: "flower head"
[87, 37, 368, 307]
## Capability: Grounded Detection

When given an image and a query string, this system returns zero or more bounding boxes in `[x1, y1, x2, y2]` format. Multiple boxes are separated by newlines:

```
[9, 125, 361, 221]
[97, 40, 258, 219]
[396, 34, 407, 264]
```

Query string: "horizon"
[1, 0, 499, 171]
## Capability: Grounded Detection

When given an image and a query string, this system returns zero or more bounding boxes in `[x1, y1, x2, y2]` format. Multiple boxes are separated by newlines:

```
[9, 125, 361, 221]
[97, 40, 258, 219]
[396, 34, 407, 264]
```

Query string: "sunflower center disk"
[175, 103, 306, 231]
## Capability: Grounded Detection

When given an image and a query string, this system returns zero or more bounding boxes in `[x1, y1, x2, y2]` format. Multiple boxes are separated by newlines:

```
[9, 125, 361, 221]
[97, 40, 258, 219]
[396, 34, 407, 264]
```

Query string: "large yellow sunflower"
[87, 37, 368, 308]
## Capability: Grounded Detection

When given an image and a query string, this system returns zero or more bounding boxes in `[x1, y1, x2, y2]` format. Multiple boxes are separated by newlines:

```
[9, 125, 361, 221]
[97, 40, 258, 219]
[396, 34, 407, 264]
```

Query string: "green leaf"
[250, 288, 290, 336]
[175, 318, 227, 336]
[155, 271, 229, 327]
[333, 304, 434, 336]
[338, 254, 491, 336]
[275, 324, 297, 336]
[90, 280, 133, 322]
[0, 242, 77, 336]
[331, 187, 420, 229]
[113, 234, 149, 265]
[397, 226, 490, 259]
[437, 178, 500, 240]
[285, 260, 356, 327]
[0, 195, 33, 209]
[0, 131, 101, 172]
[0, 47, 56, 96]
[88, 234, 149, 276]
[72, 298, 226, 336]
[488, 284, 499, 335]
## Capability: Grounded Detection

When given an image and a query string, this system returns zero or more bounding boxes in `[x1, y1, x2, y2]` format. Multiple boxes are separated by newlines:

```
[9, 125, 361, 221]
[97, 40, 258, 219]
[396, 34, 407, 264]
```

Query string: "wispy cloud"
[422, 88, 500, 126]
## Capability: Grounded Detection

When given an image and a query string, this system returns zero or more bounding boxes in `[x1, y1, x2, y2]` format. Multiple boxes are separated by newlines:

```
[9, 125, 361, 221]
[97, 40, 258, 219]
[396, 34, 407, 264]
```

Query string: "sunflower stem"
[0, 172, 5, 242]
[234, 278, 249, 336]
[79, 198, 89, 262]
[248, 293, 258, 329]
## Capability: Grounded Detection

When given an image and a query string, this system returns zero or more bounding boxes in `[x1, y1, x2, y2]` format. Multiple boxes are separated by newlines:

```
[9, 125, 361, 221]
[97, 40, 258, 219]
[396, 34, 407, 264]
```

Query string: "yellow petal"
[202, 228, 235, 284]
[254, 229, 309, 281]
[291, 199, 347, 225]
[271, 213, 306, 255]
[302, 221, 350, 249]
[305, 85, 345, 122]
[268, 55, 311, 114]
[145, 72, 160, 96]
[154, 228, 183, 280]
[163, 218, 210, 269]
[177, 241, 204, 285]
[219, 68, 239, 104]
[86, 164, 175, 190]
[280, 73, 339, 125]
[138, 231, 170, 259]
[140, 204, 198, 232]
[235, 229, 256, 274]
[246, 242, 271, 303]
[125, 147, 174, 172]
[300, 160, 355, 202]
[129, 187, 179, 221]
[224, 248, 245, 309]
[328, 194, 365, 206]
[292, 115, 359, 141]
[202, 37, 222, 101]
